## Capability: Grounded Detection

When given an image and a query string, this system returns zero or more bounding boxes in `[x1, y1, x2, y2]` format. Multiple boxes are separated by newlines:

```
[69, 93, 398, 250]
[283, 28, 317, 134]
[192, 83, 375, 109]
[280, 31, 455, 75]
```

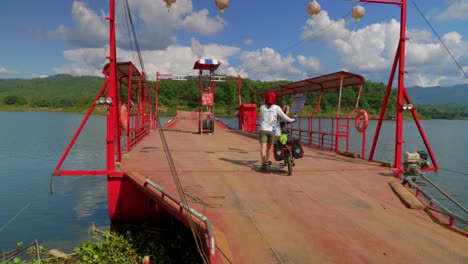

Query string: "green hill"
[2, 74, 465, 119]
[0, 74, 104, 111]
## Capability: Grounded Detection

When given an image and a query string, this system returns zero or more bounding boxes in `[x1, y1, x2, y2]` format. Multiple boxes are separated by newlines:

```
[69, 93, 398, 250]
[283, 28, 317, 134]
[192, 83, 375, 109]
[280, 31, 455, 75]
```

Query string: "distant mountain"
[406, 83, 468, 105]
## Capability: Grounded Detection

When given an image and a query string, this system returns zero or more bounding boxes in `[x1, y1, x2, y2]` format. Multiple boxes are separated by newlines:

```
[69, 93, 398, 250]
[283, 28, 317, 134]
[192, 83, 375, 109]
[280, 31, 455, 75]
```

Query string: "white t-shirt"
[258, 104, 294, 132]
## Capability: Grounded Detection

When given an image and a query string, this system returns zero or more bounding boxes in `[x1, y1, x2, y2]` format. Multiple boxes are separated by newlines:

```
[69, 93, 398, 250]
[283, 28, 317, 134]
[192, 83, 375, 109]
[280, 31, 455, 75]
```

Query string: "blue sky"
[0, 0, 467, 87]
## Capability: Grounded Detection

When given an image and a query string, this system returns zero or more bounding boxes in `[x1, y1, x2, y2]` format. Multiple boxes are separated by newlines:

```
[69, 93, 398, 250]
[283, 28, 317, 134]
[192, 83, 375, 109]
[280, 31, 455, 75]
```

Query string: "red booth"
[239, 104, 257, 132]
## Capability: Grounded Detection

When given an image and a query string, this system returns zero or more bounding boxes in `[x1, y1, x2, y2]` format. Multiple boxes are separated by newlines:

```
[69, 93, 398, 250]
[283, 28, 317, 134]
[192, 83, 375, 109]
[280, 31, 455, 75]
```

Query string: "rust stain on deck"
[121, 118, 468, 263]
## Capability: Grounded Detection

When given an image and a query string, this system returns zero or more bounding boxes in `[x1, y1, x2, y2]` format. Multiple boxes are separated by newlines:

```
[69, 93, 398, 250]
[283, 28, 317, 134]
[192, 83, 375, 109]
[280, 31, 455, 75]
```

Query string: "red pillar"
[106, 0, 117, 172]
[394, 0, 407, 175]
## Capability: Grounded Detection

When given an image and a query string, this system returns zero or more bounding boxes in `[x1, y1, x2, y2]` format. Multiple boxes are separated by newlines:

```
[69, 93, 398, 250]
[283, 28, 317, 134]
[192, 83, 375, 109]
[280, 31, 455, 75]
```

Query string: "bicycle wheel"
[285, 151, 292, 176]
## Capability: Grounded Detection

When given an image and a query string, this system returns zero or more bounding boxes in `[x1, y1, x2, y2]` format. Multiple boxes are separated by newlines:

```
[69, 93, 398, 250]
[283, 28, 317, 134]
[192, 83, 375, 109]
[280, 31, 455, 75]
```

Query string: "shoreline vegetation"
[1, 222, 203, 264]
[0, 74, 467, 120]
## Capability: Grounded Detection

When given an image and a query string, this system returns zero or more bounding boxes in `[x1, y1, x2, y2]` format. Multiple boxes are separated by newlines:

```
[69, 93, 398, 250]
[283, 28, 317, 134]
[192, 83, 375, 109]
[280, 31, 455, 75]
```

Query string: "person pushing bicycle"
[258, 92, 295, 171]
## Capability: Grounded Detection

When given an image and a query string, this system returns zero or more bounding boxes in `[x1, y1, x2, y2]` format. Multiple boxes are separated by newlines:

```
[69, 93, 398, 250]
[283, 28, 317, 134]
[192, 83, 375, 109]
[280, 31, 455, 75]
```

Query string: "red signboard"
[202, 92, 214, 106]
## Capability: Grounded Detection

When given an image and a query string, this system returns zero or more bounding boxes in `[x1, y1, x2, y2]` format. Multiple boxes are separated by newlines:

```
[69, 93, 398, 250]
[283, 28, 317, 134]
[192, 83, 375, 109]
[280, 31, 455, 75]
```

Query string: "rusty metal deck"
[121, 118, 468, 263]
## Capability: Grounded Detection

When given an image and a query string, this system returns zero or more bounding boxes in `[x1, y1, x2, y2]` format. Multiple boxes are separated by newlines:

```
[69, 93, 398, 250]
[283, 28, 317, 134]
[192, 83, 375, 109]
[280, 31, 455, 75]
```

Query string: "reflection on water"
[0, 112, 109, 251]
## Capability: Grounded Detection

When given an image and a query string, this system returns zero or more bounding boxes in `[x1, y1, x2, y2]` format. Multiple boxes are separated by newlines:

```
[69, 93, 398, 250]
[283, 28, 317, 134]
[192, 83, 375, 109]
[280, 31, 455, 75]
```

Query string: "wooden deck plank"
[121, 118, 468, 264]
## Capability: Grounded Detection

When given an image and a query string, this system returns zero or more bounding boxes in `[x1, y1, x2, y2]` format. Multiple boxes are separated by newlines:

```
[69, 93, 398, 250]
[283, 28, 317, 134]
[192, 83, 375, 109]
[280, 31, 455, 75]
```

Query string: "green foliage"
[1, 221, 202, 264]
[3, 95, 27, 105]
[76, 232, 139, 264]
[0, 74, 466, 119]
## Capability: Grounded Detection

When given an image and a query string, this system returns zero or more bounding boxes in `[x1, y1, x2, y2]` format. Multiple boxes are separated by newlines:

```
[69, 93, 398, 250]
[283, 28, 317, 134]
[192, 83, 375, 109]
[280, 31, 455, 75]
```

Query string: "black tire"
[285, 152, 292, 176]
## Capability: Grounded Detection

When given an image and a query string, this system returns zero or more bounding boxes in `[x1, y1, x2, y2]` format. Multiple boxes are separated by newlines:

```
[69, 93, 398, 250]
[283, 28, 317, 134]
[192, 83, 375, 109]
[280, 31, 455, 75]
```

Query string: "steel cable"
[157, 118, 210, 264]
[123, 0, 146, 75]
[410, 0, 468, 80]
[121, 0, 137, 66]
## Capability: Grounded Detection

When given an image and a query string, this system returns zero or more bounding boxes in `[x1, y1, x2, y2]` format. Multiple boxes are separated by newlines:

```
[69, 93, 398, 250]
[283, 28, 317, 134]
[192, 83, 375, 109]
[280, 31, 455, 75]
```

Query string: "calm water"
[1, 112, 467, 251]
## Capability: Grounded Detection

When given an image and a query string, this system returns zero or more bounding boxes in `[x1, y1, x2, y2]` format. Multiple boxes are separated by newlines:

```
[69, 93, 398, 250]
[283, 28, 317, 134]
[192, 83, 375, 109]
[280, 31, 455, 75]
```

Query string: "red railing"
[291, 117, 358, 155]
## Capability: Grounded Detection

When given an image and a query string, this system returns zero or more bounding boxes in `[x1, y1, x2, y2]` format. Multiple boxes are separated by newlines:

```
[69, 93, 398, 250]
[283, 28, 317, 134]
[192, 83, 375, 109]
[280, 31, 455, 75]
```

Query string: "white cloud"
[48, 1, 467, 86]
[297, 55, 321, 76]
[53, 47, 108, 76]
[42, 0, 225, 50]
[54, 40, 241, 79]
[52, 1, 108, 47]
[53, 41, 309, 82]
[180, 9, 226, 35]
[437, 0, 468, 21]
[0, 67, 19, 76]
[238, 48, 302, 81]
[301, 11, 468, 87]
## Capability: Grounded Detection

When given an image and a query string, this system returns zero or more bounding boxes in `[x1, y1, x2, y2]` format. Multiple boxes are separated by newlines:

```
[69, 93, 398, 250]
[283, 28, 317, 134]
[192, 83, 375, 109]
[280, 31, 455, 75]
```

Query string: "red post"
[199, 69, 203, 134]
[126, 64, 133, 152]
[362, 1, 414, 176]
[155, 72, 160, 130]
[106, 0, 118, 172]
[237, 75, 242, 130]
[394, 0, 408, 176]
[361, 130, 366, 159]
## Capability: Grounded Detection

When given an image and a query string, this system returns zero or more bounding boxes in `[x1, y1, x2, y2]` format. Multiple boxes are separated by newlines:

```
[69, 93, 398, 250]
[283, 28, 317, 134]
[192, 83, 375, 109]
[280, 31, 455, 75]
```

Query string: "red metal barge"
[53, 0, 468, 263]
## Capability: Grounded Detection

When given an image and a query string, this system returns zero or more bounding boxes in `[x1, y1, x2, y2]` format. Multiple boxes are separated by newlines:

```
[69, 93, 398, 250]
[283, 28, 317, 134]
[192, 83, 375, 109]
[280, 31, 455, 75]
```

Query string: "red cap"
[265, 91, 276, 105]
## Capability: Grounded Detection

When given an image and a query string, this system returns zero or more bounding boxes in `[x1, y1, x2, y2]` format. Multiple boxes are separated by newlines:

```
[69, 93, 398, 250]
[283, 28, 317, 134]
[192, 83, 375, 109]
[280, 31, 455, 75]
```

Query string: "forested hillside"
[0, 74, 466, 119]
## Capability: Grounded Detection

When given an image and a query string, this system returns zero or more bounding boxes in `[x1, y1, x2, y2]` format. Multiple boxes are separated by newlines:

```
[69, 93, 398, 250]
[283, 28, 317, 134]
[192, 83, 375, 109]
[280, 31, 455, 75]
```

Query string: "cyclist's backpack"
[273, 141, 284, 161]
[292, 139, 304, 159]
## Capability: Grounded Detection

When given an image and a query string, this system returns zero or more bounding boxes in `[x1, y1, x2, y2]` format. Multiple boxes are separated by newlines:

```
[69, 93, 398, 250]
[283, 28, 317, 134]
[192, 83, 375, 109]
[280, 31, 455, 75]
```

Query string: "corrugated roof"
[255, 71, 365, 97]
[102, 61, 147, 89]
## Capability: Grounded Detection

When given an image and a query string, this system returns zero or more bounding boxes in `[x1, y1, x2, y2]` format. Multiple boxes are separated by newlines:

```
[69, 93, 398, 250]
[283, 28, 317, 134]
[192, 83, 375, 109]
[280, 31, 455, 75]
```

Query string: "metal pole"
[238, 75, 242, 130]
[127, 64, 133, 152]
[106, 0, 117, 172]
[155, 72, 160, 130]
[199, 69, 203, 134]
[394, 0, 407, 176]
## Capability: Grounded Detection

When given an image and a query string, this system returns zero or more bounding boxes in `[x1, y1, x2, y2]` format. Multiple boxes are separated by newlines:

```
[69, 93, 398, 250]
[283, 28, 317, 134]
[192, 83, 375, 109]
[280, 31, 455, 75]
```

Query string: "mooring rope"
[0, 201, 32, 233]
[157, 118, 210, 264]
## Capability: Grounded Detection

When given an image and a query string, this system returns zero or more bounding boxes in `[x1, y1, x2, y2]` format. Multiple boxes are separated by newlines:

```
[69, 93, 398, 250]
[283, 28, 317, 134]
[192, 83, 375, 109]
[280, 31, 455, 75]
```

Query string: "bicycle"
[275, 120, 298, 176]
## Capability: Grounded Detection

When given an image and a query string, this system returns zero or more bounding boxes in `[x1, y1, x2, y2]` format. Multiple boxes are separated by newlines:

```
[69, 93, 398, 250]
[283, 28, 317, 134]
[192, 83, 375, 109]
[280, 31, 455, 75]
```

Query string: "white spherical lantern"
[163, 0, 176, 11]
[351, 5, 366, 22]
[215, 0, 230, 14]
[307, 1, 321, 19]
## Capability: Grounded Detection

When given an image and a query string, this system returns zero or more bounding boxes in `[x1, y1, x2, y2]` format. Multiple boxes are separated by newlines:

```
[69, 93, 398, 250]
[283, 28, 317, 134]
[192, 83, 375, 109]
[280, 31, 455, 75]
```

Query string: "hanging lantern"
[215, 0, 229, 14]
[163, 0, 176, 11]
[351, 4, 366, 22]
[306, 0, 321, 19]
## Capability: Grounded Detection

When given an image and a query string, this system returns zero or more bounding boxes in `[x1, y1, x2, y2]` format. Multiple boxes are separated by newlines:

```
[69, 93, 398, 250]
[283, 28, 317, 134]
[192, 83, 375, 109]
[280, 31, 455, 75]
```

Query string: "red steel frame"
[54, 0, 153, 176]
[364, 0, 438, 176]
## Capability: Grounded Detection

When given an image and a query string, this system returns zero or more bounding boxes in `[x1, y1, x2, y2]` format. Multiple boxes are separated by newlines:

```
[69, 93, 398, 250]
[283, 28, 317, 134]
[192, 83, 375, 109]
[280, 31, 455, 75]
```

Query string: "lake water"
[1, 112, 467, 251]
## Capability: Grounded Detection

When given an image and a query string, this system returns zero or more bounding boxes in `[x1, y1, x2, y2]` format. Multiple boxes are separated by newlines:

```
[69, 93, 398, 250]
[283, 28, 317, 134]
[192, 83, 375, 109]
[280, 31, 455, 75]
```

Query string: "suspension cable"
[119, 3, 207, 261]
[410, 0, 468, 80]
[157, 118, 210, 264]
[121, 0, 137, 66]
[123, 0, 146, 75]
